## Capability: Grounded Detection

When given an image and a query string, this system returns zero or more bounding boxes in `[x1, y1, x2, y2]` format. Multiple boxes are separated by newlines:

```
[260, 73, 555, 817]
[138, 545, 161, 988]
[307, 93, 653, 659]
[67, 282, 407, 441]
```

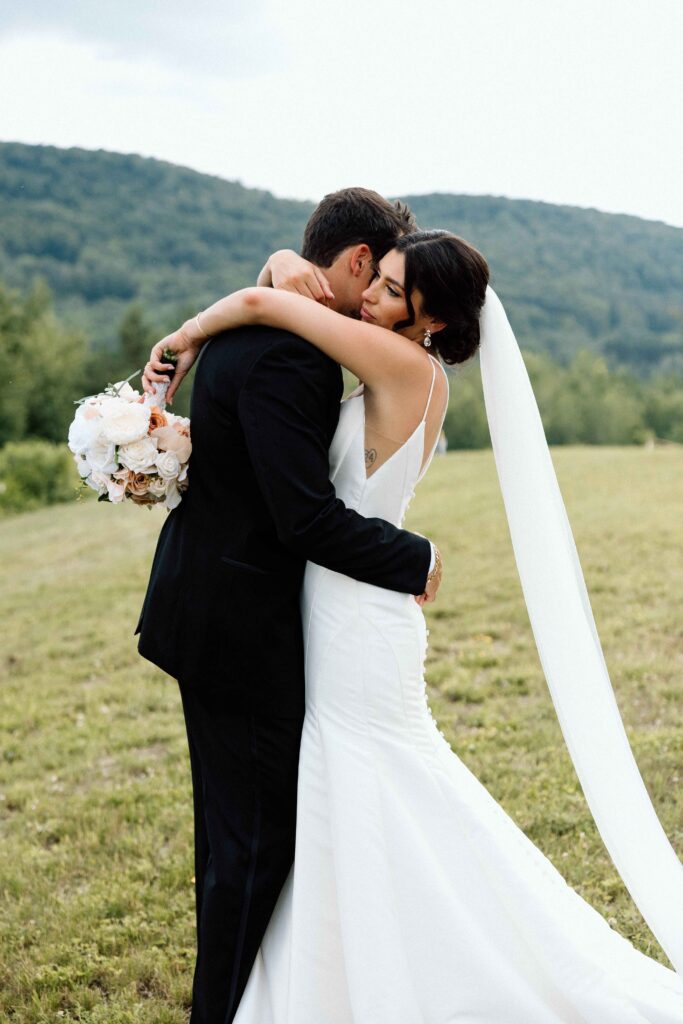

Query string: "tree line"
[1, 280, 682, 454]
[2, 143, 682, 378]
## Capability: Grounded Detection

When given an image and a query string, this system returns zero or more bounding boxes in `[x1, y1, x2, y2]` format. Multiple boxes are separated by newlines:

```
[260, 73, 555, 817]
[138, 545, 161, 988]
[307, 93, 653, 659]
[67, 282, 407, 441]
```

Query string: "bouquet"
[67, 356, 191, 510]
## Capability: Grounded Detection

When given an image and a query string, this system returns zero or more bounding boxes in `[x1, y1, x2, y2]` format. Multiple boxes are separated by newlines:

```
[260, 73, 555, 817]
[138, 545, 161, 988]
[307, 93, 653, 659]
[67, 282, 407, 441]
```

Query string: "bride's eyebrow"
[384, 275, 404, 291]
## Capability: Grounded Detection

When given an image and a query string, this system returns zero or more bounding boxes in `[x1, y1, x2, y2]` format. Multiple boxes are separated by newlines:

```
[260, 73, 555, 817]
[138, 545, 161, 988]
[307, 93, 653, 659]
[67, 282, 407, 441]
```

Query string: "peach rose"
[171, 418, 190, 438]
[148, 406, 168, 431]
[151, 425, 191, 464]
[129, 491, 159, 507]
[124, 471, 151, 497]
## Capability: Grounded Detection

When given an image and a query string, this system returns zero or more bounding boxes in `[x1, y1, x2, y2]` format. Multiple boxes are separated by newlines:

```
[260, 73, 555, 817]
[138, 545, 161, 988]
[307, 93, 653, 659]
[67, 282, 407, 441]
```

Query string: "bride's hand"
[142, 319, 204, 404]
[258, 249, 335, 304]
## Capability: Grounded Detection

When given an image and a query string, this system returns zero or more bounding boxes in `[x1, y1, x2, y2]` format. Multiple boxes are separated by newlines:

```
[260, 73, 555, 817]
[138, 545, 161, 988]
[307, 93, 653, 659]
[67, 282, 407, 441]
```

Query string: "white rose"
[73, 453, 91, 479]
[86, 469, 109, 495]
[100, 397, 150, 445]
[147, 475, 168, 498]
[86, 434, 118, 474]
[119, 436, 158, 474]
[164, 482, 182, 509]
[155, 449, 180, 480]
[110, 381, 140, 402]
[106, 478, 127, 503]
[86, 469, 124, 503]
[68, 402, 102, 455]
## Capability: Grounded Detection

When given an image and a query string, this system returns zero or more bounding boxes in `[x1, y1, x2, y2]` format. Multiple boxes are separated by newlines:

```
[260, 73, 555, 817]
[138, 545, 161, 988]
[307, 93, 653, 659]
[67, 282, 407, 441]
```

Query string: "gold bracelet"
[426, 546, 442, 585]
[195, 312, 211, 339]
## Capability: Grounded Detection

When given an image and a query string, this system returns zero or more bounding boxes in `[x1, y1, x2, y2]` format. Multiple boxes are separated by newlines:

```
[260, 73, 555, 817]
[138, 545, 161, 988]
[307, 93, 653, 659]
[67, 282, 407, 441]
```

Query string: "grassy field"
[1, 446, 682, 1021]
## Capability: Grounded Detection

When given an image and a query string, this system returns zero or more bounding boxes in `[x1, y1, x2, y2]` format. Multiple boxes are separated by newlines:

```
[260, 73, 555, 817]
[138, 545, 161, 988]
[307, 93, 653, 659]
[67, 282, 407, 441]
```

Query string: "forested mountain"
[1, 141, 682, 375]
[408, 194, 683, 374]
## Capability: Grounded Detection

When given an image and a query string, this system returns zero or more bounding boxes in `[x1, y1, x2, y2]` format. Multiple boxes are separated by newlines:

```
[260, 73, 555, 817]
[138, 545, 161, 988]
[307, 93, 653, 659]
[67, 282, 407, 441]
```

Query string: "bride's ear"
[429, 318, 447, 334]
[349, 244, 372, 278]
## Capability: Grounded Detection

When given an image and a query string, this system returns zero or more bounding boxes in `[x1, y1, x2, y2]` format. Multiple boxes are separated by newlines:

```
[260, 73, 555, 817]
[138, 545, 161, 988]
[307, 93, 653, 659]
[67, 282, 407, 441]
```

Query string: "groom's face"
[330, 248, 380, 319]
[344, 260, 378, 318]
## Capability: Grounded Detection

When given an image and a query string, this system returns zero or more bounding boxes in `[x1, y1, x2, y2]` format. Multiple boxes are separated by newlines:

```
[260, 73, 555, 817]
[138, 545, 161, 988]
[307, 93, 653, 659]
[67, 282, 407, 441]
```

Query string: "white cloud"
[1, 0, 682, 226]
[0, 0, 285, 76]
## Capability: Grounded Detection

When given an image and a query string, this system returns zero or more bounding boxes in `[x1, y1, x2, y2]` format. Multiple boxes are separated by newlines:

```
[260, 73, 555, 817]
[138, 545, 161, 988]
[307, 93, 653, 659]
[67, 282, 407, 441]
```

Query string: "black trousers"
[178, 681, 304, 1024]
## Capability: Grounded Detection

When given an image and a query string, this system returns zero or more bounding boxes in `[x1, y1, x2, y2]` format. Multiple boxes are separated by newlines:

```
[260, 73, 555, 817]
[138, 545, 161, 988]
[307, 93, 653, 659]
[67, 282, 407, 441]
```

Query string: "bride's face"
[359, 249, 433, 342]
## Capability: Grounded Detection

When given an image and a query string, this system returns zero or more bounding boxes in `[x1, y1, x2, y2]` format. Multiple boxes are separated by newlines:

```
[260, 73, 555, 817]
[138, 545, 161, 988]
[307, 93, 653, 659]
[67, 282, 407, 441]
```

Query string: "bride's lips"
[360, 306, 375, 322]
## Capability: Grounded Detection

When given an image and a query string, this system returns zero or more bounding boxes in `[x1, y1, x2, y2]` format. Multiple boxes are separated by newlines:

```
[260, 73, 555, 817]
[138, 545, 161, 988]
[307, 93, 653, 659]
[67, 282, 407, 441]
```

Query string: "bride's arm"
[257, 249, 335, 303]
[143, 287, 428, 403]
[143, 251, 333, 401]
[211, 288, 427, 385]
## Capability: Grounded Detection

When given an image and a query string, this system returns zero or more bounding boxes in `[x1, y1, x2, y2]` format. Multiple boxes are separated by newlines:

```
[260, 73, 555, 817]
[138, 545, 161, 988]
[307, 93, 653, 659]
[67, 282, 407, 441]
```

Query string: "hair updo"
[392, 230, 489, 364]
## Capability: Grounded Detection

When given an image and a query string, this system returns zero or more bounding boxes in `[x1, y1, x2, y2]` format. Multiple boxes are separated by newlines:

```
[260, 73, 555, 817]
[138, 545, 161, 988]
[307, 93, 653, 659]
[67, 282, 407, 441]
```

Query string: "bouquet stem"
[143, 348, 177, 411]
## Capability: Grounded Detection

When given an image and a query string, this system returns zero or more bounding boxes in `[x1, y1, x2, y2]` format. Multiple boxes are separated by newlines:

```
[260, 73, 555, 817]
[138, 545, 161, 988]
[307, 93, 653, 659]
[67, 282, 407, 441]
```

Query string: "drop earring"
[423, 328, 432, 348]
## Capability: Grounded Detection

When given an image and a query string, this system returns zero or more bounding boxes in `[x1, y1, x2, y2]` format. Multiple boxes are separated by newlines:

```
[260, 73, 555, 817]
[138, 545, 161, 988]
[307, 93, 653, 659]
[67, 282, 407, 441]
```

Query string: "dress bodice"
[328, 356, 446, 528]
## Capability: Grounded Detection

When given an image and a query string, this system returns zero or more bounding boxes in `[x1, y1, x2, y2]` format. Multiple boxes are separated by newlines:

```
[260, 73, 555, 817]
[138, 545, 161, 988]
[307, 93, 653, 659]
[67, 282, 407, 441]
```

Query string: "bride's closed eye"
[369, 268, 400, 297]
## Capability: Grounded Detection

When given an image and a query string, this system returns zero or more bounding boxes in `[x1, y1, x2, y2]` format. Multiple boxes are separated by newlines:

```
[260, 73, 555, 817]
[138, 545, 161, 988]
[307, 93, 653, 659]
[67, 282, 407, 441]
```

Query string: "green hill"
[1, 141, 682, 374]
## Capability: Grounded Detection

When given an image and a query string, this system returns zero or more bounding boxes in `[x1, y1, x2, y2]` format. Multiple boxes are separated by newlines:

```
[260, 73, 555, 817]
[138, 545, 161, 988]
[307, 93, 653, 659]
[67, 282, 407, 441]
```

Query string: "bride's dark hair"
[392, 230, 489, 365]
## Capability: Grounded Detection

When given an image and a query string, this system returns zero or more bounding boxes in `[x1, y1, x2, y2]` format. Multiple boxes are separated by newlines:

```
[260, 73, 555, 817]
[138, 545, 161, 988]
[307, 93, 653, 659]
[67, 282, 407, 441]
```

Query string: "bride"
[144, 230, 683, 1021]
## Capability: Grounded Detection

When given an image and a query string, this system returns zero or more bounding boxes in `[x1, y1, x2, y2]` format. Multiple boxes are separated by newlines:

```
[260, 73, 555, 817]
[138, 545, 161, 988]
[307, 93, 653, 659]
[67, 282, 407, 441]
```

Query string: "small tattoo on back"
[365, 448, 377, 468]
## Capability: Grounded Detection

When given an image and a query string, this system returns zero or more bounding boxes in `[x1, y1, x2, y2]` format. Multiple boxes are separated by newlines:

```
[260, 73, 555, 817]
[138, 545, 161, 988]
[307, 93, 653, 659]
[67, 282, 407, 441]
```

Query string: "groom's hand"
[415, 546, 443, 606]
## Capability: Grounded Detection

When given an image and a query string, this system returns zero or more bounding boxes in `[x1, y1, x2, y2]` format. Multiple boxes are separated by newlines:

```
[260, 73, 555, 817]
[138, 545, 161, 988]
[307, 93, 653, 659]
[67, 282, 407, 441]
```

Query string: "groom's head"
[302, 188, 416, 316]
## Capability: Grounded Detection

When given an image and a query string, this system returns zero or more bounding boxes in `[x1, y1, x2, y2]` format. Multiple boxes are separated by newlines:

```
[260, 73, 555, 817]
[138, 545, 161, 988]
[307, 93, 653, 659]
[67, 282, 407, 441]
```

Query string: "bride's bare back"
[361, 356, 449, 479]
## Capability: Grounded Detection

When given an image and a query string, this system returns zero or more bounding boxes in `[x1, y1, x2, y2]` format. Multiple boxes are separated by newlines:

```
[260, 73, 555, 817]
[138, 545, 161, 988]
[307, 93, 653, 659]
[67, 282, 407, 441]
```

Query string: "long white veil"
[478, 285, 683, 974]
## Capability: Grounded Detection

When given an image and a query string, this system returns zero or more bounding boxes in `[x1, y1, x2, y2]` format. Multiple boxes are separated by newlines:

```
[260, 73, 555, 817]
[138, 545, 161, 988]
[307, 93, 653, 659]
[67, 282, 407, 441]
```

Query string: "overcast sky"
[2, 0, 682, 227]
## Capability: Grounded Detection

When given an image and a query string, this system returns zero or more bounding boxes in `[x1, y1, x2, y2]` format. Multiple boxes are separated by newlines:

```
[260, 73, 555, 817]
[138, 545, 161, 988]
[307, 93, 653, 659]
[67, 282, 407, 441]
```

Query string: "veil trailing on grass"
[478, 285, 683, 975]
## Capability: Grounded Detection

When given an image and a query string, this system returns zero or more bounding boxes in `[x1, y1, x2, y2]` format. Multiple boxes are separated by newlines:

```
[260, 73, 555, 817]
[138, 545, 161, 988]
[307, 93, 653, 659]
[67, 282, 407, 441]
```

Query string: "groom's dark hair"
[302, 187, 416, 268]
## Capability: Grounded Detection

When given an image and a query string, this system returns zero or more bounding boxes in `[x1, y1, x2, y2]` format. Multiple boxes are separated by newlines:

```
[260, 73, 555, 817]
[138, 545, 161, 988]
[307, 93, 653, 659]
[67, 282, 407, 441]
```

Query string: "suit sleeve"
[238, 338, 431, 595]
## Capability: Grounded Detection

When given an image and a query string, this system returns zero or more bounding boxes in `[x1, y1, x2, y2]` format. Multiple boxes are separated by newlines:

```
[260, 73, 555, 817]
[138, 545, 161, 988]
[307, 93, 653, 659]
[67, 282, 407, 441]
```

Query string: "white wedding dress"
[235, 358, 683, 1023]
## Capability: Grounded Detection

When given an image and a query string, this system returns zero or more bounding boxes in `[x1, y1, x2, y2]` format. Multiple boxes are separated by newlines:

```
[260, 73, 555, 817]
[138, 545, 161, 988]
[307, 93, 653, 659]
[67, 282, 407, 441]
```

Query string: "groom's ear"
[348, 244, 372, 278]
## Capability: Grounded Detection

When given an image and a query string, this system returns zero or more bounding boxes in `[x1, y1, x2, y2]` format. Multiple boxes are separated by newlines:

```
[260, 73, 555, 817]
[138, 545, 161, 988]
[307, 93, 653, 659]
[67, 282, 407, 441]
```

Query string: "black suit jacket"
[136, 326, 431, 716]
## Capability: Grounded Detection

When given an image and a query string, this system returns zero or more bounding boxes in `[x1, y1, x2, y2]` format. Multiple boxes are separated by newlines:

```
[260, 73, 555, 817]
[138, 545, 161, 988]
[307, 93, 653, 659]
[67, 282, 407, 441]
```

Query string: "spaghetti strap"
[417, 356, 449, 482]
[421, 355, 438, 423]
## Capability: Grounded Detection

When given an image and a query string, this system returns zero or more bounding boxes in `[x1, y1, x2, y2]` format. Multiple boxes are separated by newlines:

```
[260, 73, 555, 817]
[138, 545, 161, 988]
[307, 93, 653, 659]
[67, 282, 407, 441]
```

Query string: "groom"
[136, 188, 441, 1022]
